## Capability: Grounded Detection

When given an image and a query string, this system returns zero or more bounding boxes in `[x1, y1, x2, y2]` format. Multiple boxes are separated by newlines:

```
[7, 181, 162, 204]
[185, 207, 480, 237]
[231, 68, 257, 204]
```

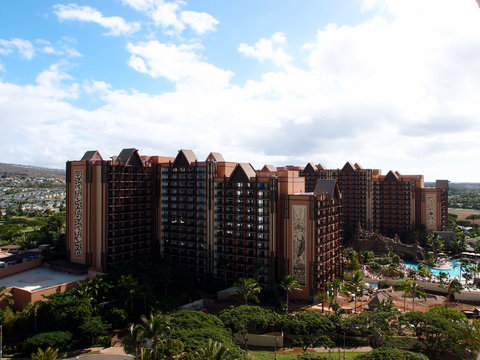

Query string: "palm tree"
[315, 291, 329, 313]
[395, 279, 411, 312]
[123, 323, 145, 357]
[460, 258, 472, 286]
[446, 278, 463, 304]
[280, 274, 301, 312]
[0, 286, 14, 307]
[234, 277, 262, 305]
[194, 340, 230, 360]
[417, 263, 432, 279]
[345, 271, 367, 313]
[326, 278, 346, 315]
[437, 271, 448, 285]
[396, 278, 426, 311]
[31, 347, 65, 360]
[426, 233, 444, 263]
[409, 280, 426, 311]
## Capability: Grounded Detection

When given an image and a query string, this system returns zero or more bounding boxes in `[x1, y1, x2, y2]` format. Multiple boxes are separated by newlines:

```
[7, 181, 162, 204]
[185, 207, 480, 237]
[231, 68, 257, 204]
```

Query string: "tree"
[0, 286, 14, 307]
[123, 323, 145, 357]
[355, 347, 428, 360]
[417, 263, 432, 279]
[358, 250, 374, 265]
[396, 279, 426, 311]
[194, 340, 231, 360]
[436, 271, 448, 285]
[139, 312, 183, 360]
[326, 278, 347, 315]
[425, 233, 444, 263]
[233, 278, 262, 305]
[445, 279, 463, 304]
[30, 347, 65, 360]
[459, 258, 472, 286]
[314, 291, 329, 313]
[344, 271, 366, 313]
[279, 274, 301, 312]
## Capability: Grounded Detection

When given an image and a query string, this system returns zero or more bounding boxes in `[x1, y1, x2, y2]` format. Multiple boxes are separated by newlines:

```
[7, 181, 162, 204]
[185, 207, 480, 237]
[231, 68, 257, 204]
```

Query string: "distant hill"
[0, 163, 65, 180]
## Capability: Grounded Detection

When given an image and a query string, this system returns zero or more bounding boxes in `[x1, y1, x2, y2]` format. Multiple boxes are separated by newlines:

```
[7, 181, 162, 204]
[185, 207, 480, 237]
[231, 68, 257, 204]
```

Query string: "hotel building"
[299, 162, 448, 239]
[66, 149, 343, 300]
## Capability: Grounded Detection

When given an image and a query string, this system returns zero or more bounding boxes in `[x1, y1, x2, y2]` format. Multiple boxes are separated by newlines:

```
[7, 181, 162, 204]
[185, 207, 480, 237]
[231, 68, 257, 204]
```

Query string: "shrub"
[23, 331, 73, 355]
[355, 347, 429, 360]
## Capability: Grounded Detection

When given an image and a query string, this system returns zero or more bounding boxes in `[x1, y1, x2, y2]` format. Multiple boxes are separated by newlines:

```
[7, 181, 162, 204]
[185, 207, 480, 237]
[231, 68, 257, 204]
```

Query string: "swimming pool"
[403, 260, 463, 280]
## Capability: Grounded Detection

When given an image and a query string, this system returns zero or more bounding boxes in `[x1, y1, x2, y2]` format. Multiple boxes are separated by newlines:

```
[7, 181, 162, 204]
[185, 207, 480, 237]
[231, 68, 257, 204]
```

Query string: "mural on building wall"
[425, 193, 437, 231]
[292, 205, 306, 285]
[74, 170, 83, 258]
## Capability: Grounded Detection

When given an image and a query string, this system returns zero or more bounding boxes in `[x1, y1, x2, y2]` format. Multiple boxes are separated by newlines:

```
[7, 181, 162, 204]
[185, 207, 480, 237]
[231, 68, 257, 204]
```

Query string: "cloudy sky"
[1, 0, 479, 181]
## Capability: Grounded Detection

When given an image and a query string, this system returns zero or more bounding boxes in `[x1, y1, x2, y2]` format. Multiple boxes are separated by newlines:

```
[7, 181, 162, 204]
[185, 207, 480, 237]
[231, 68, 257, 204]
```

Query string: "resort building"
[66, 149, 343, 299]
[298, 162, 449, 239]
[65, 148, 448, 299]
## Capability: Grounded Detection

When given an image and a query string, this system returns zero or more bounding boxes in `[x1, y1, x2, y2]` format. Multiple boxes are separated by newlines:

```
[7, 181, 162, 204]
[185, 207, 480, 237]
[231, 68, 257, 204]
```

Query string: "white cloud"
[122, 0, 218, 35]
[0, 38, 35, 59]
[127, 40, 232, 90]
[180, 11, 219, 34]
[2, 0, 480, 181]
[239, 32, 291, 67]
[54, 4, 140, 36]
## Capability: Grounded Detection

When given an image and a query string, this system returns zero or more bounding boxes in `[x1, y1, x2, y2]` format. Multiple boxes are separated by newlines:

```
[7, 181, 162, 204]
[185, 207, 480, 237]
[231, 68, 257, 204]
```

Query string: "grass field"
[250, 351, 363, 359]
[449, 208, 480, 223]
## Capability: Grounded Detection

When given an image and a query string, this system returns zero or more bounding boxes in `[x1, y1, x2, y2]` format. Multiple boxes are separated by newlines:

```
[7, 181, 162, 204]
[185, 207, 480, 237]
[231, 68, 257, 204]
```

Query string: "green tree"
[0, 286, 14, 306]
[355, 347, 428, 360]
[396, 278, 426, 311]
[344, 271, 366, 313]
[445, 278, 463, 304]
[194, 340, 231, 360]
[314, 291, 329, 313]
[139, 312, 183, 360]
[279, 274, 301, 312]
[459, 258, 472, 285]
[31, 347, 65, 360]
[233, 277, 262, 305]
[425, 233, 444, 263]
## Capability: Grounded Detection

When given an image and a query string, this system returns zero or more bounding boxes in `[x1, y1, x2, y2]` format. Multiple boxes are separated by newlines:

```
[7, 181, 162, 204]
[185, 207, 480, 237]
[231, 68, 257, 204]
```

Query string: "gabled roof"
[117, 148, 143, 166]
[206, 152, 224, 162]
[173, 149, 198, 167]
[341, 161, 356, 173]
[314, 179, 339, 200]
[316, 163, 326, 171]
[304, 162, 318, 173]
[361, 292, 392, 310]
[354, 163, 363, 170]
[261, 164, 276, 172]
[230, 163, 256, 183]
[384, 170, 399, 182]
[81, 150, 103, 161]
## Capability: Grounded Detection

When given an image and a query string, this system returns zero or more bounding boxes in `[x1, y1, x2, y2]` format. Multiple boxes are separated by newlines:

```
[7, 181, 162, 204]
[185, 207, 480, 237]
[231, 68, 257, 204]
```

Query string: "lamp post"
[1, 324, 3, 360]
[274, 335, 278, 360]
[343, 331, 346, 360]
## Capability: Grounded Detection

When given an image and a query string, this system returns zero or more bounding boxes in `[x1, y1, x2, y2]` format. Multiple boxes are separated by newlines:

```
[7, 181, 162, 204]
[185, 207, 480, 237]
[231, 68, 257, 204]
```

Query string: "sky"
[0, 0, 479, 182]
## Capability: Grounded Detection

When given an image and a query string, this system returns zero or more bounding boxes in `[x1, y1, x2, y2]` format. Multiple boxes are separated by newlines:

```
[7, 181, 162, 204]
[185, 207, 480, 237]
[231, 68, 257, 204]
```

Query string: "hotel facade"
[66, 149, 446, 300]
[299, 162, 448, 239]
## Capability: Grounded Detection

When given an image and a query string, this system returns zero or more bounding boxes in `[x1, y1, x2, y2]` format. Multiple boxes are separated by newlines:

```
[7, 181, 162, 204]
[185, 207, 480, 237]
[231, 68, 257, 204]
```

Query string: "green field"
[250, 351, 363, 359]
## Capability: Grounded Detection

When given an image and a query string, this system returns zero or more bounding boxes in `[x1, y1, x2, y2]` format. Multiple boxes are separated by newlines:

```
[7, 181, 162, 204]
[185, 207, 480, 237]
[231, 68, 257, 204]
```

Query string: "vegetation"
[233, 277, 262, 305]
[279, 274, 301, 312]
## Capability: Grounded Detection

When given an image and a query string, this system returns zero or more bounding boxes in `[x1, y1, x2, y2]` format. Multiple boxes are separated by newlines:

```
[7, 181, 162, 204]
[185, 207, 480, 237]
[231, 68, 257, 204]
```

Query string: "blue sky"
[1, 0, 479, 181]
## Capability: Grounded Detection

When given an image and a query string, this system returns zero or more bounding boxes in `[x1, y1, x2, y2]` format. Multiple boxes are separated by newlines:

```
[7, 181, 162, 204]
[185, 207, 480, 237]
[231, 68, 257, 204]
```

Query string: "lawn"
[250, 350, 363, 359]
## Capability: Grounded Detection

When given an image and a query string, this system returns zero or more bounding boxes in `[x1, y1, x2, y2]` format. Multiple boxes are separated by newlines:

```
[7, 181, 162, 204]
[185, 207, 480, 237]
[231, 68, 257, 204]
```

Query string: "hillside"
[0, 163, 65, 180]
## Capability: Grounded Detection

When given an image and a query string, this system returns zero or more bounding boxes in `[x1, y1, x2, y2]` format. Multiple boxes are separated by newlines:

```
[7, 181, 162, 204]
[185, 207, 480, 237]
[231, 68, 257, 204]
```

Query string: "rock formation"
[352, 226, 424, 261]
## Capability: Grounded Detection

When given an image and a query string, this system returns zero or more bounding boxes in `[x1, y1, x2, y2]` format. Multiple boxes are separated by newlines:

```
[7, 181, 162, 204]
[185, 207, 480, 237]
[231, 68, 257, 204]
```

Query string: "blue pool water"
[403, 260, 462, 280]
